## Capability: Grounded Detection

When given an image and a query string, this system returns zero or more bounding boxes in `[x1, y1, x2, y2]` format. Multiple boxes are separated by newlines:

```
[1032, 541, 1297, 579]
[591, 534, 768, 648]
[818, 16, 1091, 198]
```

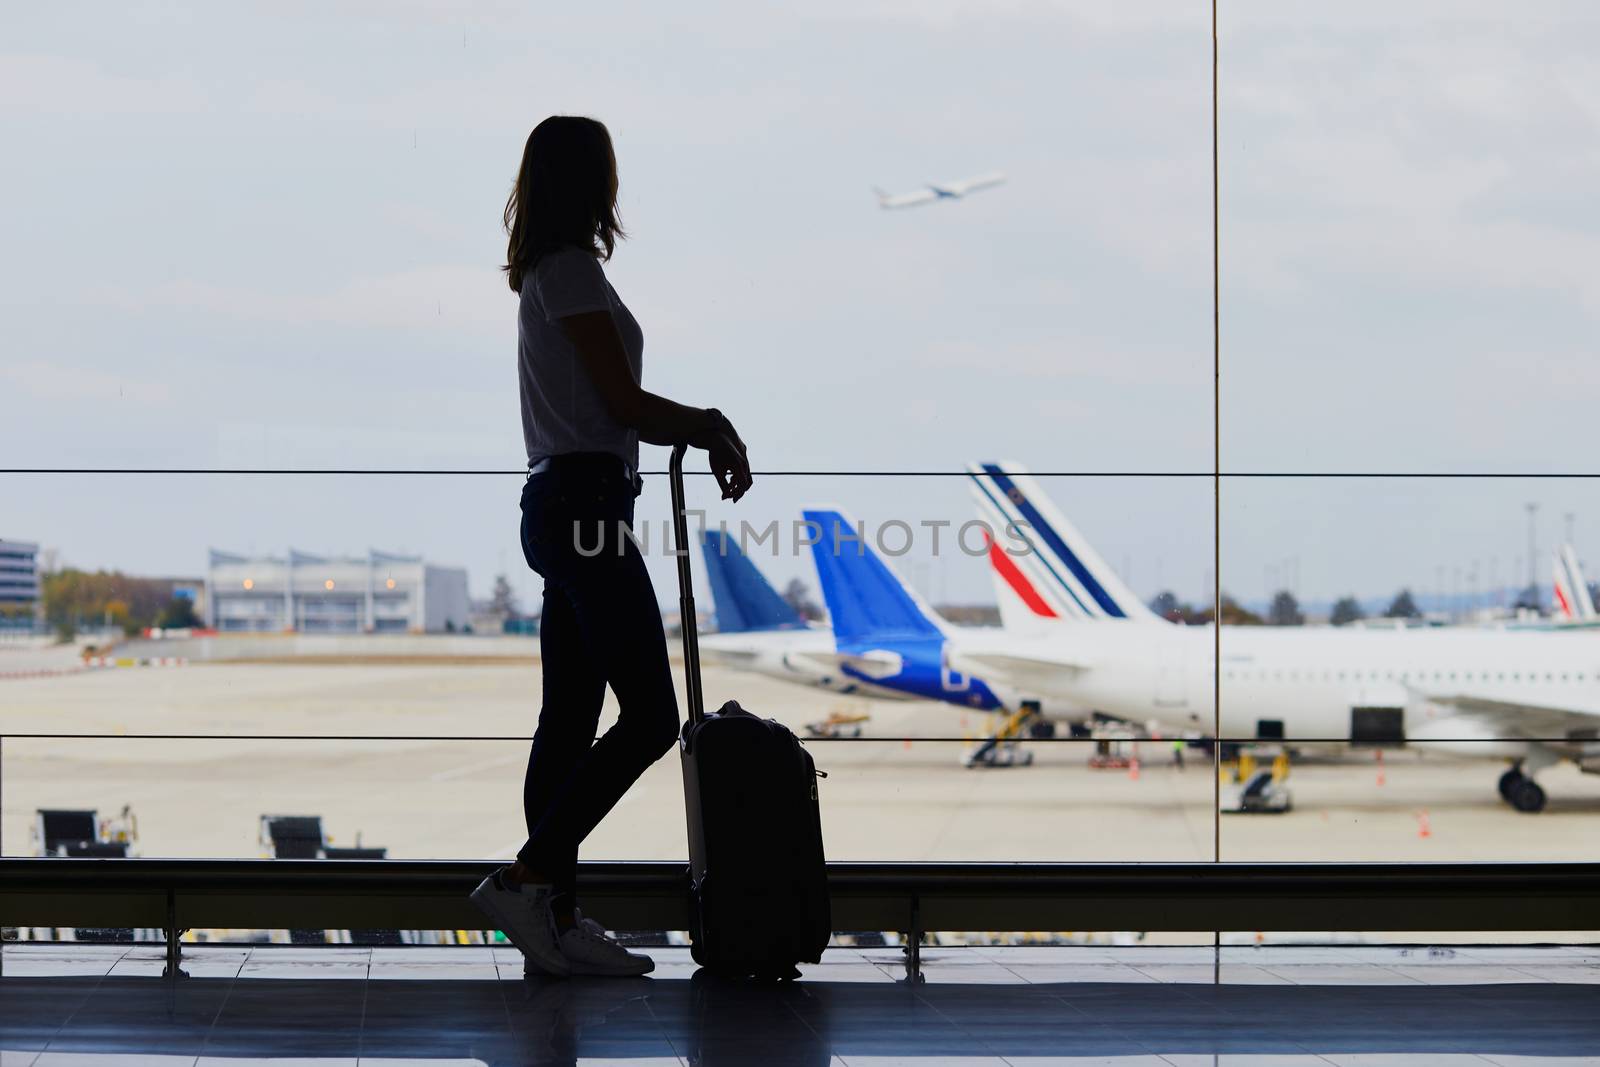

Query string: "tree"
[156, 595, 200, 629]
[1149, 591, 1190, 622]
[103, 598, 131, 633]
[1267, 590, 1304, 626]
[1385, 589, 1420, 619]
[1194, 594, 1262, 626]
[42, 568, 176, 634]
[1329, 595, 1364, 627]
[489, 574, 520, 618]
[781, 578, 823, 622]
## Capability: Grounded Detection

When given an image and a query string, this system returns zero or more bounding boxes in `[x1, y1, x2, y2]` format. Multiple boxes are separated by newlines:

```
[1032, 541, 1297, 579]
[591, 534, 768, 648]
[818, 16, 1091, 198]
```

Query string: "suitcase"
[669, 443, 831, 979]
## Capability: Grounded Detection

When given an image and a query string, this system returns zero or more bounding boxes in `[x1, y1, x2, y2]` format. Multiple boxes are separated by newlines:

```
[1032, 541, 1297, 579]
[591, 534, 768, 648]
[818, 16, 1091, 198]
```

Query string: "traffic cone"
[1416, 810, 1432, 839]
[1128, 755, 1141, 781]
[1376, 749, 1386, 787]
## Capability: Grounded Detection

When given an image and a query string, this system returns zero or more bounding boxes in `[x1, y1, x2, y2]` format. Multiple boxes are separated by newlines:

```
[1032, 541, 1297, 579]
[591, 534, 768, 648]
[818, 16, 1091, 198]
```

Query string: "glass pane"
[3, 5, 1209, 472]
[3, 735, 1215, 863]
[4, 470, 1214, 734]
[1218, 737, 1600, 863]
[1221, 2, 1599, 473]
[3, 468, 1224, 862]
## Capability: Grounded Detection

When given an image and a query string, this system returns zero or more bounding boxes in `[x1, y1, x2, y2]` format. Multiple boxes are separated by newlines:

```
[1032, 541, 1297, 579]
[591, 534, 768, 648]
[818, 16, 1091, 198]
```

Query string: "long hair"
[503, 116, 625, 293]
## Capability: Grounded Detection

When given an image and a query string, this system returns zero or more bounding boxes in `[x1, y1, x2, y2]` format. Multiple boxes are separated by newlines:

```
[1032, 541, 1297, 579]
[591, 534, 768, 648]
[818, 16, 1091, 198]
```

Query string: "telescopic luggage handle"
[669, 443, 705, 725]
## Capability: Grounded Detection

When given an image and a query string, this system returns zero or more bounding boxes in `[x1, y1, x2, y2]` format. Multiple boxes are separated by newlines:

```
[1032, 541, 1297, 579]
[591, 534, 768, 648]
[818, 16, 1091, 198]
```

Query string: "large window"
[3, 3, 1597, 937]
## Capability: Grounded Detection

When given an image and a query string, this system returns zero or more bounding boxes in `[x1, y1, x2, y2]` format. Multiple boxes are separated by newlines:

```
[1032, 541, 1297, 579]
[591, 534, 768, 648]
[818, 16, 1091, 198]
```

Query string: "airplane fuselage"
[958, 621, 1600, 761]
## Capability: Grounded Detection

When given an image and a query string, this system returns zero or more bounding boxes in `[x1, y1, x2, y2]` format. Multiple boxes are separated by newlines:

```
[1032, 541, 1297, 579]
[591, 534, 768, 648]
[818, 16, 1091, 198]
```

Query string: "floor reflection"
[4, 964, 1600, 1064]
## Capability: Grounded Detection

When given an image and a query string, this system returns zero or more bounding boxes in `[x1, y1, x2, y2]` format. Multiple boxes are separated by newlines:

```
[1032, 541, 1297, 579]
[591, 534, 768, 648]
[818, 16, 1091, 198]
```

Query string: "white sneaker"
[470, 869, 570, 977]
[522, 906, 610, 978]
[556, 924, 655, 976]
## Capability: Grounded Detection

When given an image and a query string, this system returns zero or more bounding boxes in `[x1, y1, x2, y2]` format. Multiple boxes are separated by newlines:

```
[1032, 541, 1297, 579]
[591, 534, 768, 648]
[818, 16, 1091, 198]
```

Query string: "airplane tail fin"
[1553, 543, 1596, 621]
[801, 508, 946, 645]
[700, 529, 804, 633]
[967, 461, 1157, 624]
[981, 524, 1063, 633]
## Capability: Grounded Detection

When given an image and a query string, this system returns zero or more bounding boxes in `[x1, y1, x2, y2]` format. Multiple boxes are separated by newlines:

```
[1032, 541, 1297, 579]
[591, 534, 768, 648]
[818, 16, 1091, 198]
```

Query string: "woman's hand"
[691, 411, 752, 502]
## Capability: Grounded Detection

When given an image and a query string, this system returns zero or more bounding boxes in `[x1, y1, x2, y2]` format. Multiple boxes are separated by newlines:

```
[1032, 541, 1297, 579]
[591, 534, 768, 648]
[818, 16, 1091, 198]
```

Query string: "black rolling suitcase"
[669, 443, 831, 979]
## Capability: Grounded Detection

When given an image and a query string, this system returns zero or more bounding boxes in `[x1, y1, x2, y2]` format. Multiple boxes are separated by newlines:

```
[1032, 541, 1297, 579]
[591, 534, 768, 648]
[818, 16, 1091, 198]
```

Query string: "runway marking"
[428, 750, 525, 782]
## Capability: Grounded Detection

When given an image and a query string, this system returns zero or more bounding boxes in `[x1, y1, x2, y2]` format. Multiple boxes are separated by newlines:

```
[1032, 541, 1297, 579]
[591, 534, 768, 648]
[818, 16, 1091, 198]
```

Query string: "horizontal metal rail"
[8, 468, 1600, 478]
[2, 733, 1587, 743]
[3, 859, 1598, 936]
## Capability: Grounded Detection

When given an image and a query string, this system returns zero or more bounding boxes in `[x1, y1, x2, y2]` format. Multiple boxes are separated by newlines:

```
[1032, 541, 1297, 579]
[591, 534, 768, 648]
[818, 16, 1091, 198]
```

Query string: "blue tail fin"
[700, 529, 804, 633]
[802, 509, 945, 645]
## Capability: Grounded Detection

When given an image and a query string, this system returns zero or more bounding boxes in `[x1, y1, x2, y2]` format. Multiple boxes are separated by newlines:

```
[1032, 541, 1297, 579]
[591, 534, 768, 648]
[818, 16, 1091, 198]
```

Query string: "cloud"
[922, 335, 1204, 390]
[105, 264, 510, 339]
[1, 358, 173, 407]
[1220, 16, 1600, 314]
[819, 0, 1205, 32]
[0, 54, 208, 117]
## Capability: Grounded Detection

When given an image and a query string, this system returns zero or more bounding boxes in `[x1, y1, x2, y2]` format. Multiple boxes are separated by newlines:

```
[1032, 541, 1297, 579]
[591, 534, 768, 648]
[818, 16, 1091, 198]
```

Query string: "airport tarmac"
[5, 657, 1600, 871]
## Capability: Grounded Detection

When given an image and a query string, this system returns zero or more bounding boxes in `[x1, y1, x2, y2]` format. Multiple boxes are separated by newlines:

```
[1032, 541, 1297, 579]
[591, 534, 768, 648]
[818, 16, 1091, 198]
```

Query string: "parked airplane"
[801, 507, 1105, 729]
[873, 172, 1006, 210]
[1553, 543, 1596, 624]
[960, 462, 1600, 813]
[695, 529, 910, 700]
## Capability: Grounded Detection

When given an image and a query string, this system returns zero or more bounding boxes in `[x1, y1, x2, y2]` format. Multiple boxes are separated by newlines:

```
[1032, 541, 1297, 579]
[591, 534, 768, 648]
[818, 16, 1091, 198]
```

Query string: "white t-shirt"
[517, 246, 643, 473]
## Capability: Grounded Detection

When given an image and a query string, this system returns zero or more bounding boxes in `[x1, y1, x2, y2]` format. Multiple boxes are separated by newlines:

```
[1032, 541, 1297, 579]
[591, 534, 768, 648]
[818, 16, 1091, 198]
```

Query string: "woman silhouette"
[471, 116, 752, 977]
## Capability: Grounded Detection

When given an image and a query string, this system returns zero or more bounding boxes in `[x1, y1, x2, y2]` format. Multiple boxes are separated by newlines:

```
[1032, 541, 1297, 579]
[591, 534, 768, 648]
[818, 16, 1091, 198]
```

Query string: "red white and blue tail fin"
[1553, 543, 1596, 622]
[968, 461, 1158, 626]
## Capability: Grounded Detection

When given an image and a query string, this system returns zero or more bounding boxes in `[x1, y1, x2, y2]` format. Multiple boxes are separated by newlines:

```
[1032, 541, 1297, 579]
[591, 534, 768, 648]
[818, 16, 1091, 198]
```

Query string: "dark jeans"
[516, 455, 680, 901]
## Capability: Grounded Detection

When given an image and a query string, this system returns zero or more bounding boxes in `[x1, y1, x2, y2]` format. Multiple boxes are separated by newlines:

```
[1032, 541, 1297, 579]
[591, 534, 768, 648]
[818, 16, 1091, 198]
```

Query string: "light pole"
[1526, 503, 1539, 605]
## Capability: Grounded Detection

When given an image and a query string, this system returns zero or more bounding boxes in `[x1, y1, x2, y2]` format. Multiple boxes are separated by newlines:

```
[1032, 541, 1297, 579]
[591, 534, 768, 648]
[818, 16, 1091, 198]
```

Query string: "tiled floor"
[2, 944, 1598, 1064]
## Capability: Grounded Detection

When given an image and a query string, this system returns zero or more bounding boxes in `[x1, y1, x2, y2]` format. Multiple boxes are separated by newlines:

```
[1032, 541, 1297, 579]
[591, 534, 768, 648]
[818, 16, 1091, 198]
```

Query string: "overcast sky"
[4, 1, 1599, 612]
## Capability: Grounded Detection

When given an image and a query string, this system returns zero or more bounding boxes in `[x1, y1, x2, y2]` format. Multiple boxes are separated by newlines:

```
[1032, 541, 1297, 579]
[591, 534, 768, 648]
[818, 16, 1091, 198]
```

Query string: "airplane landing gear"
[1498, 764, 1547, 813]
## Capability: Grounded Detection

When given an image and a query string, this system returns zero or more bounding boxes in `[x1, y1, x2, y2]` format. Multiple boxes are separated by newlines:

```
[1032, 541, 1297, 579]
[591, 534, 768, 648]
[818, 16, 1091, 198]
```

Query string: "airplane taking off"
[960, 462, 1600, 813]
[695, 529, 912, 700]
[801, 507, 1100, 726]
[874, 172, 1006, 210]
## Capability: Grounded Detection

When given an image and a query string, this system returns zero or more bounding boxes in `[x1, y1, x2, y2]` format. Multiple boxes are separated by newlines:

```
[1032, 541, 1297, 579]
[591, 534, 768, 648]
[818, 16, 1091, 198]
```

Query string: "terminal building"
[0, 539, 42, 622]
[205, 548, 470, 633]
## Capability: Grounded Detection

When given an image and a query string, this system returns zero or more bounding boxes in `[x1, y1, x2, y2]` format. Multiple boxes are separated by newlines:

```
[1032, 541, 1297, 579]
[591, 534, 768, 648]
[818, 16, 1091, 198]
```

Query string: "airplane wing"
[1419, 693, 1600, 749]
[938, 171, 1007, 197]
[703, 646, 759, 663]
[783, 649, 902, 678]
[835, 649, 904, 680]
[874, 186, 939, 210]
[948, 649, 1092, 698]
